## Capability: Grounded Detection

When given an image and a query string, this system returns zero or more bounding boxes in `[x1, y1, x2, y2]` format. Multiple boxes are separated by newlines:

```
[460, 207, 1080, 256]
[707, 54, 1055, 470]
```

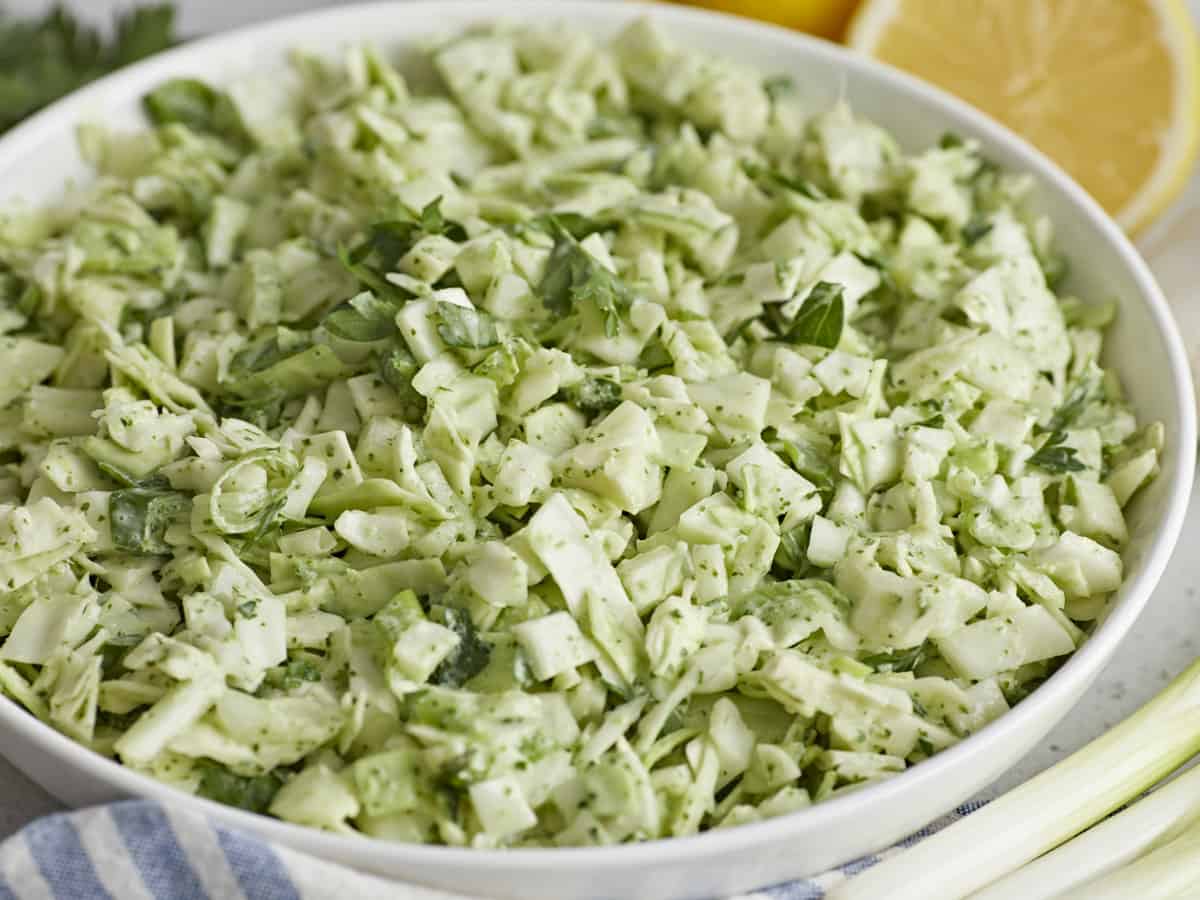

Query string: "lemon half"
[847, 0, 1200, 232]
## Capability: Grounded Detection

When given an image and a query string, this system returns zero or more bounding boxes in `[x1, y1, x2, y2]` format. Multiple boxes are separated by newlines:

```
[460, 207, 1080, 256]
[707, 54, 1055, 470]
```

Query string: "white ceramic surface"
[0, 4, 1193, 898]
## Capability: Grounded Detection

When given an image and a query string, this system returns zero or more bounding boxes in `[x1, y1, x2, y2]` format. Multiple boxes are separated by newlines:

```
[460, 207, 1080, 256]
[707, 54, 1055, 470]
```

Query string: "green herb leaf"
[429, 606, 492, 688]
[473, 341, 522, 388]
[774, 528, 807, 574]
[435, 302, 499, 349]
[337, 241, 403, 300]
[368, 197, 467, 263]
[224, 343, 355, 403]
[780, 441, 837, 493]
[1042, 252, 1070, 291]
[861, 644, 927, 673]
[143, 78, 249, 145]
[539, 234, 634, 337]
[786, 281, 845, 349]
[99, 635, 140, 677]
[0, 5, 175, 134]
[94, 459, 139, 488]
[245, 493, 287, 548]
[962, 217, 993, 245]
[197, 763, 282, 814]
[526, 212, 610, 241]
[740, 160, 825, 200]
[236, 600, 259, 619]
[323, 291, 398, 342]
[1029, 431, 1087, 474]
[565, 377, 623, 416]
[417, 195, 445, 234]
[282, 659, 322, 689]
[338, 198, 466, 298]
[110, 484, 190, 555]
[379, 346, 418, 390]
[1040, 378, 1096, 435]
[763, 75, 795, 102]
[110, 5, 175, 67]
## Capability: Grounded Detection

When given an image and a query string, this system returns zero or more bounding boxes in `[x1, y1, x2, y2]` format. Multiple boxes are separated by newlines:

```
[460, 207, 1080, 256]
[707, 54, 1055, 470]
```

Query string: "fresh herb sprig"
[0, 5, 176, 133]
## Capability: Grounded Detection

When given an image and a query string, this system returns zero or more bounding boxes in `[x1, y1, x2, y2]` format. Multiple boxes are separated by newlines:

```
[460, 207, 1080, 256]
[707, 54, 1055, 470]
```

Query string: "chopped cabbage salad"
[0, 19, 1162, 847]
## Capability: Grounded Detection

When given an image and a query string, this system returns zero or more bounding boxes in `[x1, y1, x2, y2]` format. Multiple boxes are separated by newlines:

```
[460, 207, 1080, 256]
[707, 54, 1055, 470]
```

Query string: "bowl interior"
[0, 2, 1192, 897]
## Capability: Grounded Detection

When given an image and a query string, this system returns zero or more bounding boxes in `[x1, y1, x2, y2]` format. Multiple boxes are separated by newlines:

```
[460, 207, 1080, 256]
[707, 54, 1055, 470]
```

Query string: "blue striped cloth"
[0, 799, 983, 899]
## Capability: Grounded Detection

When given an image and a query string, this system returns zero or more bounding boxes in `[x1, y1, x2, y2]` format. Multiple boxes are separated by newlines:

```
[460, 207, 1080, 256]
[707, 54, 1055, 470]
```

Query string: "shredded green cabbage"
[0, 18, 1162, 847]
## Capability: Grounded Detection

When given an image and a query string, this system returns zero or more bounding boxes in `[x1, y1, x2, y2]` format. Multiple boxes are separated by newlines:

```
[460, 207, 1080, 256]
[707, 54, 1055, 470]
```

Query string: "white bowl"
[0, 3, 1193, 898]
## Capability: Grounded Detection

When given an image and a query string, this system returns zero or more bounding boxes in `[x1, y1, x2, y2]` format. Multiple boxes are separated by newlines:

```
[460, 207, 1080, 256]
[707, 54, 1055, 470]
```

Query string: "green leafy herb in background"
[0, 5, 176, 133]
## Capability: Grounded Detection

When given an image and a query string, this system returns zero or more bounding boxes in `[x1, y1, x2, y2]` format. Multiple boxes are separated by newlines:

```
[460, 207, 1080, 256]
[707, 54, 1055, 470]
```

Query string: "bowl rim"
[0, 0, 1194, 873]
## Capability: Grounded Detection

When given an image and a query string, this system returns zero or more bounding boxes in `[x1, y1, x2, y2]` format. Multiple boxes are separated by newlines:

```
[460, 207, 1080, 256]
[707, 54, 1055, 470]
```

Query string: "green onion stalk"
[828, 657, 1200, 900]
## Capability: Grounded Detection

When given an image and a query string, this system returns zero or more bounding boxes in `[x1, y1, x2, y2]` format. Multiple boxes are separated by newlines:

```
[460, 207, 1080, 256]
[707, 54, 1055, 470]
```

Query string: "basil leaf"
[435, 302, 499, 349]
[110, 485, 190, 554]
[787, 281, 845, 349]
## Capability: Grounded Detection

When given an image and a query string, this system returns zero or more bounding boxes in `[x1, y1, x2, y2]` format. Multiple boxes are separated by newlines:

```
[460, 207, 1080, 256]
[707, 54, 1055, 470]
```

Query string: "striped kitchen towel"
[0, 798, 984, 899]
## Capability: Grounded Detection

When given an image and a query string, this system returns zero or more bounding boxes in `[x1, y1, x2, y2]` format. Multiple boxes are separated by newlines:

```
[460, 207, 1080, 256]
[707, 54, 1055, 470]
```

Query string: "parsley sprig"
[0, 5, 176, 133]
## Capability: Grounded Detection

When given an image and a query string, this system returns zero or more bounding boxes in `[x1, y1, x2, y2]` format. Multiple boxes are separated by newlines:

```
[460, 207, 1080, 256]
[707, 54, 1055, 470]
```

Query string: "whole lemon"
[667, 0, 860, 40]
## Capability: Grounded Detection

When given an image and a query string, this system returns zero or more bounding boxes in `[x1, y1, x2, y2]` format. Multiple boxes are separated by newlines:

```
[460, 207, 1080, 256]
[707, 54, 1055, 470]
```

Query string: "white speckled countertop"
[2, 0, 1200, 844]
